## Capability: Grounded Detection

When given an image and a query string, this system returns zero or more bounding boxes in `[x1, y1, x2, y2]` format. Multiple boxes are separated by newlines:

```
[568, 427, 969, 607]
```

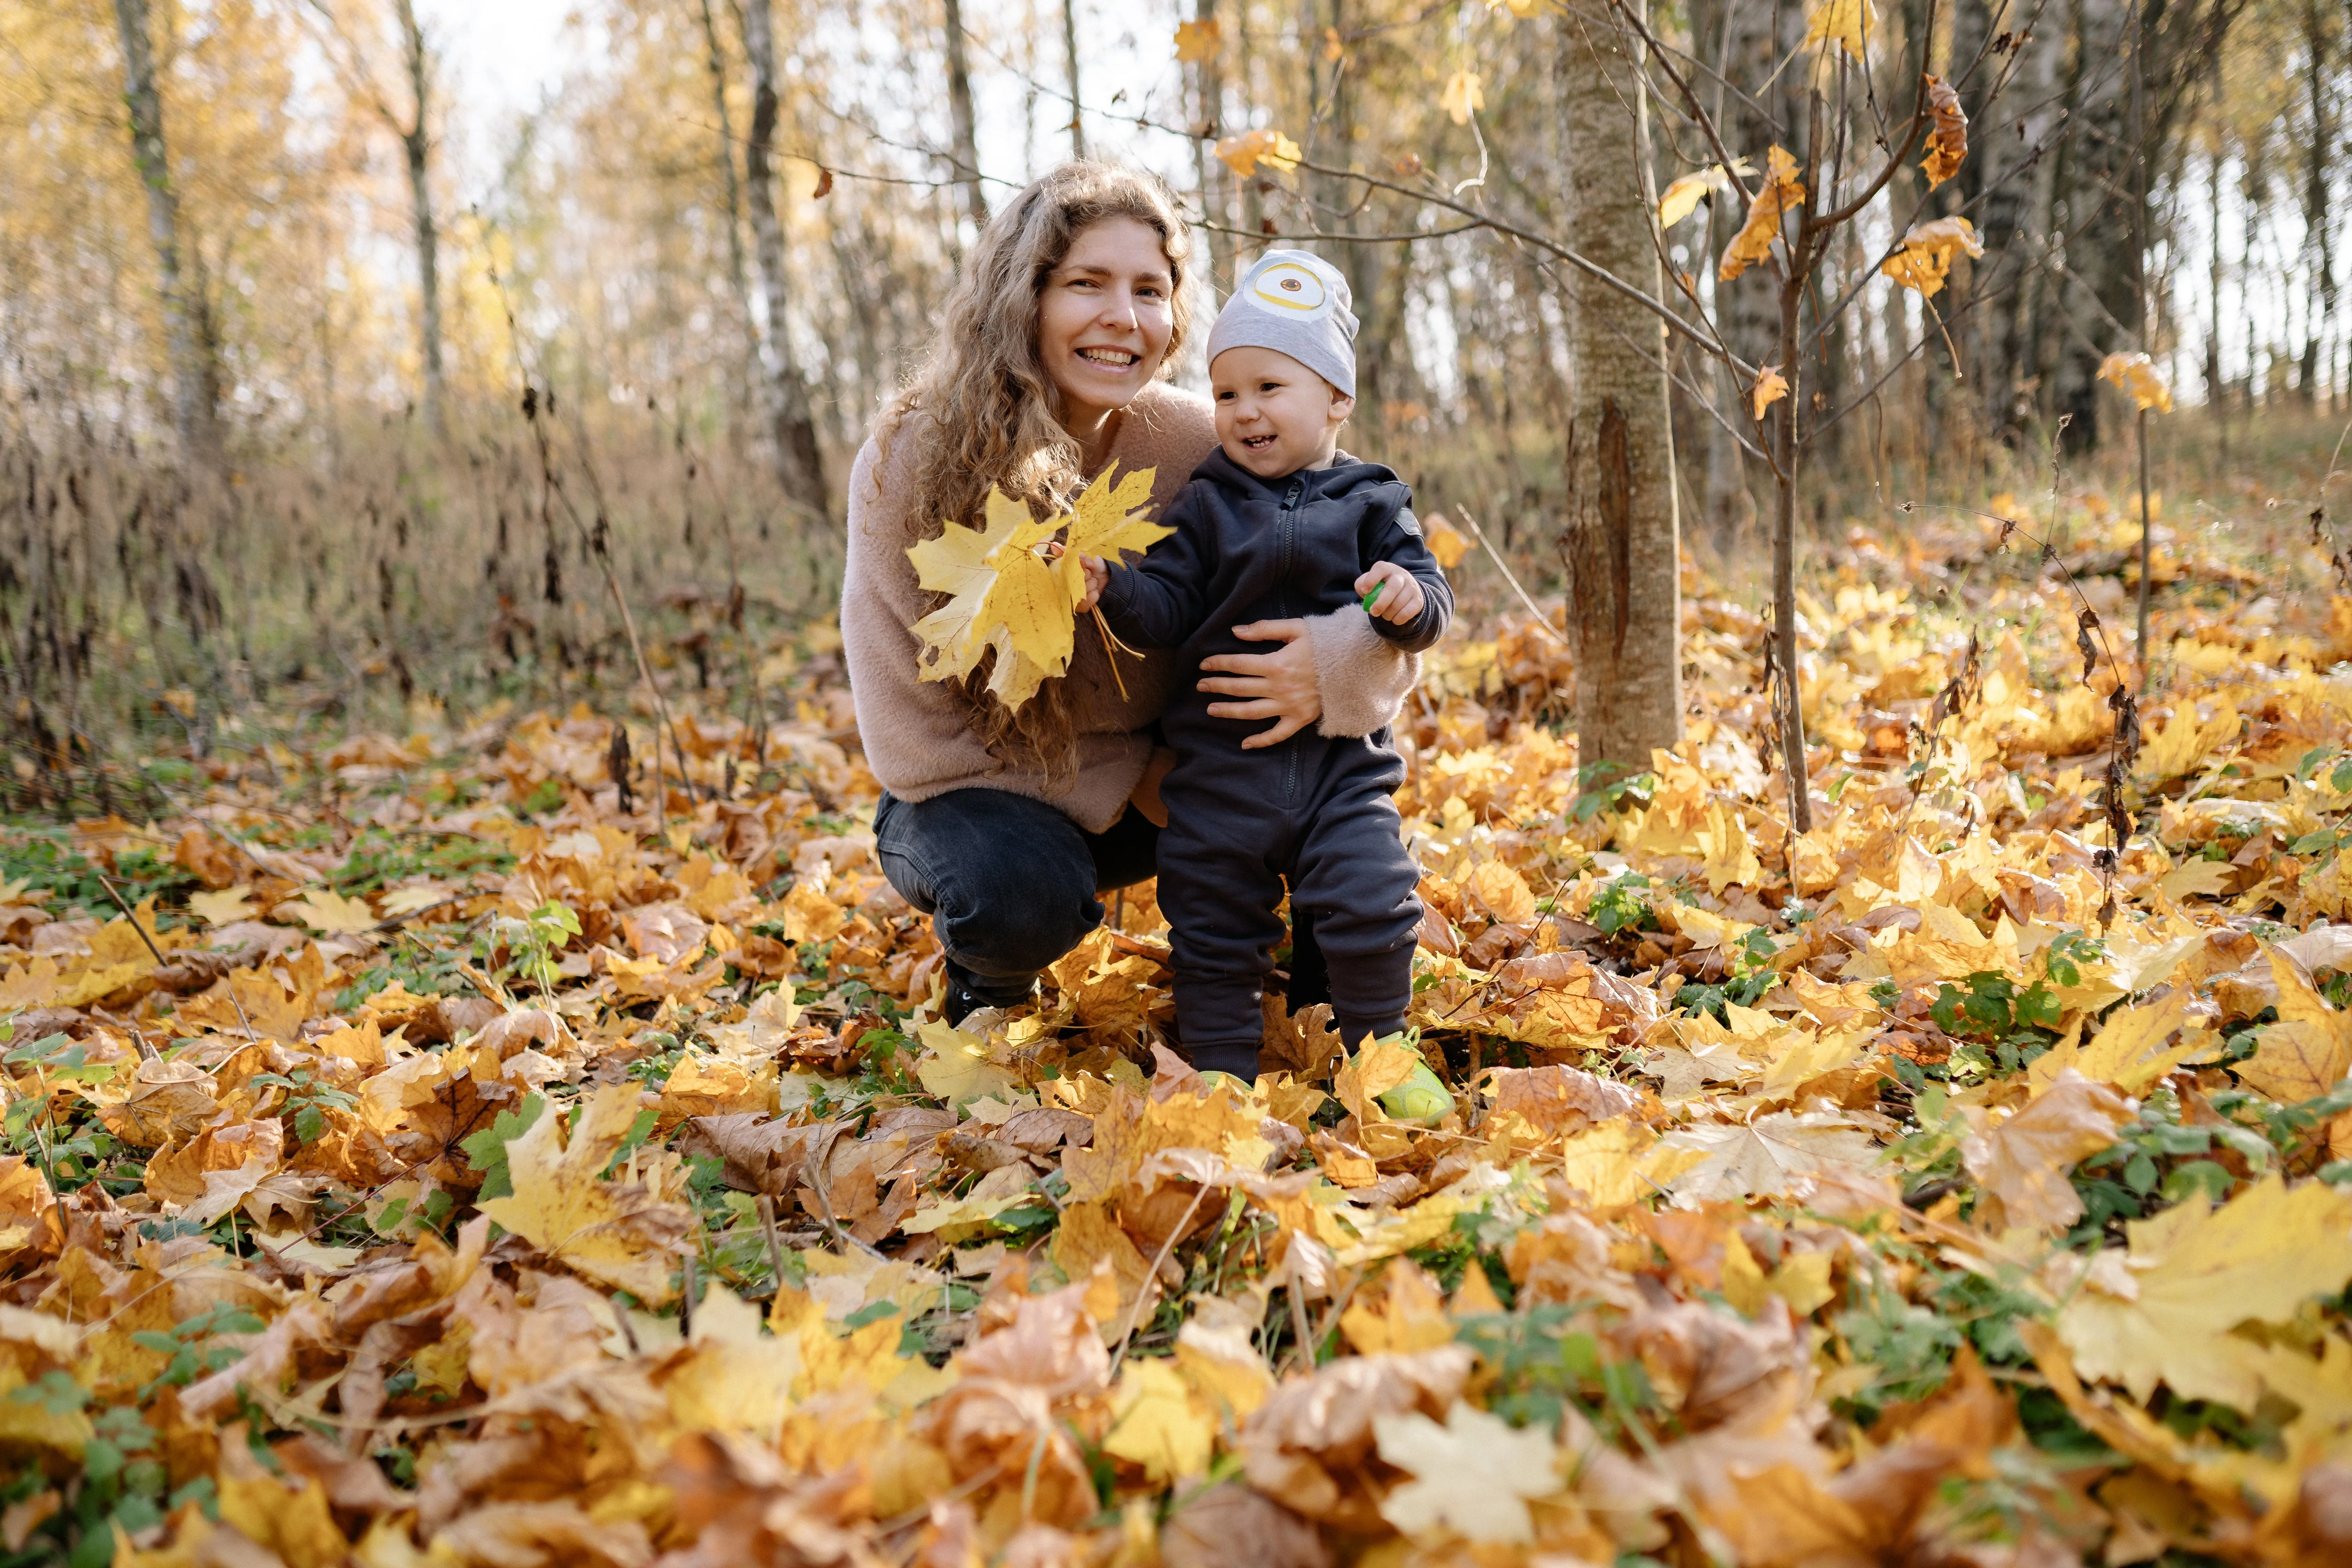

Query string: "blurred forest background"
[2, 0, 2347, 805]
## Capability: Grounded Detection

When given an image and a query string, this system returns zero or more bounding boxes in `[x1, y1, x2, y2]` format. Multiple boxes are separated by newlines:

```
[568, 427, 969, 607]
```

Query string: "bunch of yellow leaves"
[1880, 215, 1984, 299]
[1719, 146, 1804, 281]
[905, 465, 1167, 711]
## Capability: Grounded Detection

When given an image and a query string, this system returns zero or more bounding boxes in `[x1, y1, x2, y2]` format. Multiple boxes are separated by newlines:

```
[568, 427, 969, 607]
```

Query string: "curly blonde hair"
[880, 161, 1196, 773]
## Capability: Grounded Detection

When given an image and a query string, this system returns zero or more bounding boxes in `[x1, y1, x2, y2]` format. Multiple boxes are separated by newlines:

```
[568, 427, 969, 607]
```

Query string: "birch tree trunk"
[740, 0, 831, 522]
[113, 0, 221, 465]
[1557, 3, 1683, 777]
[1061, 0, 1086, 158]
[943, 0, 988, 232]
[392, 0, 443, 432]
[1187, 0, 1230, 293]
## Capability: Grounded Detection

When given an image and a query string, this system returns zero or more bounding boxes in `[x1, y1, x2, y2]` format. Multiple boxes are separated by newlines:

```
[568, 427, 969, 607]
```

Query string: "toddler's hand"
[1075, 554, 1109, 614]
[1355, 561, 1425, 625]
[1053, 541, 1110, 613]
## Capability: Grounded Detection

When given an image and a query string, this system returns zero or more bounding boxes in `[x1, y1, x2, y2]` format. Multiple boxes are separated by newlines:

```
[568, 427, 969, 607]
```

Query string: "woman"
[841, 163, 1416, 1025]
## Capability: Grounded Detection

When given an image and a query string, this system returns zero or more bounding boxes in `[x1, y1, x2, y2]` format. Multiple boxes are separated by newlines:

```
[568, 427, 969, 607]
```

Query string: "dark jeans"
[873, 788, 1160, 1008]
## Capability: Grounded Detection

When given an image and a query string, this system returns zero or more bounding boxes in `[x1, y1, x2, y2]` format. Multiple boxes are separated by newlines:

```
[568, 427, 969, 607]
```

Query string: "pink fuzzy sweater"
[842, 382, 1421, 834]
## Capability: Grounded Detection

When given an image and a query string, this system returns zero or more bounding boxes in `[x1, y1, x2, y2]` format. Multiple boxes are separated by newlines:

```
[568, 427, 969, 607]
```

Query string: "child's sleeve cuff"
[1306, 604, 1421, 737]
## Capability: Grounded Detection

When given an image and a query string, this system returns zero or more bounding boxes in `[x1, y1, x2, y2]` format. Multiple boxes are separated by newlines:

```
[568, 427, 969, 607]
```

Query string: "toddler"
[1076, 249, 1450, 1084]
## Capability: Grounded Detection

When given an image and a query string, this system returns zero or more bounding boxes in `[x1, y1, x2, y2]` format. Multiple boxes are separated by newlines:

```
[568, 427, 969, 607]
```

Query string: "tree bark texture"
[1061, 0, 1086, 158]
[696, 0, 753, 321]
[2048, 0, 2137, 449]
[392, 0, 443, 431]
[1955, 0, 2061, 441]
[943, 0, 989, 232]
[112, 0, 221, 464]
[1557, 4, 1683, 777]
[1188, 0, 1230, 294]
[740, 0, 831, 521]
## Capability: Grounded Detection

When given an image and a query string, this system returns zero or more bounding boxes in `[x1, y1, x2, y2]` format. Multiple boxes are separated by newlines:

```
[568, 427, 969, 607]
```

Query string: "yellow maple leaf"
[2236, 951, 2352, 1103]
[1216, 127, 1301, 177]
[2056, 1173, 2352, 1408]
[1804, 0, 1877, 58]
[1441, 70, 1484, 125]
[1054, 463, 1168, 605]
[1719, 146, 1803, 281]
[1172, 18, 1221, 62]
[1750, 365, 1790, 420]
[907, 488, 1070, 711]
[1880, 216, 1983, 299]
[2032, 991, 2211, 1098]
[477, 1083, 693, 1305]
[2100, 351, 2174, 413]
[276, 888, 377, 935]
[1103, 1357, 1215, 1482]
[187, 885, 257, 927]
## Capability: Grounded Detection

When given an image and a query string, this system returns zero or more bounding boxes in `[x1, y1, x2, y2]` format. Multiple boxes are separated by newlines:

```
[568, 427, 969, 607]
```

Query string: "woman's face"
[1036, 216, 1176, 429]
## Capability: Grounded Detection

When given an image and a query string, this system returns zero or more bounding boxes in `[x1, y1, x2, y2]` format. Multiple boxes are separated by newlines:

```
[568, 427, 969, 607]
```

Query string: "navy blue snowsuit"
[1098, 448, 1451, 1077]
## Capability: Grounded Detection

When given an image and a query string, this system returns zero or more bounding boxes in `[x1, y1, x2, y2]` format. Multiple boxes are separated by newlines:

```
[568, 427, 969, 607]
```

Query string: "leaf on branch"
[1173, 19, 1223, 62]
[1659, 174, 1711, 229]
[1719, 146, 1804, 281]
[1922, 75, 1968, 187]
[1441, 71, 1485, 126]
[1804, 0, 1878, 59]
[1216, 128, 1301, 177]
[1879, 216, 1983, 299]
[2099, 352, 2174, 414]
[1750, 366, 1790, 421]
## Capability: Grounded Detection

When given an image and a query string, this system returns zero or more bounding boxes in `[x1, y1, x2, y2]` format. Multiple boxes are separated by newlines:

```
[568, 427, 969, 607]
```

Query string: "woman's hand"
[1198, 619, 1322, 750]
[1129, 746, 1175, 827]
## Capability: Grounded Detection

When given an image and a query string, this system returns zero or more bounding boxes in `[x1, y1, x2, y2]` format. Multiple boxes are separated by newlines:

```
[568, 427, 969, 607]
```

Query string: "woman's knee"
[880, 792, 1103, 976]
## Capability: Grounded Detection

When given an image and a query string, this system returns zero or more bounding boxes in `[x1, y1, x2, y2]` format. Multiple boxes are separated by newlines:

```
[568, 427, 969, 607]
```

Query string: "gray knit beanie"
[1204, 249, 1359, 396]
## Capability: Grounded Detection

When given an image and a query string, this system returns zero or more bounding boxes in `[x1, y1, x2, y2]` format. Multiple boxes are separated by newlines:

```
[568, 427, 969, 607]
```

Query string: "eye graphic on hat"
[1250, 260, 1328, 312]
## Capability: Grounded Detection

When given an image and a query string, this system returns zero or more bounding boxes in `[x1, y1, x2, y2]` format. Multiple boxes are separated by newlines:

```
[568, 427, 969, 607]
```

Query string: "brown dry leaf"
[2237, 950, 2352, 1102]
[1921, 74, 1967, 186]
[1961, 1069, 2131, 1232]
[1719, 145, 1803, 281]
[1216, 127, 1301, 177]
[1880, 215, 1983, 299]
[1750, 365, 1790, 420]
[477, 1082, 694, 1304]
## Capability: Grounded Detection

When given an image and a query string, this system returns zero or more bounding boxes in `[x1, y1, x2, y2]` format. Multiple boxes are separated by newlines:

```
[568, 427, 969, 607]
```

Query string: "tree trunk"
[2048, 0, 2138, 449]
[1188, 0, 1230, 293]
[1958, 0, 2062, 442]
[112, 0, 221, 465]
[1557, 4, 1684, 778]
[740, 0, 831, 521]
[2299, 0, 2335, 398]
[1061, 0, 1086, 158]
[697, 0, 753, 317]
[943, 0, 988, 232]
[392, 0, 443, 432]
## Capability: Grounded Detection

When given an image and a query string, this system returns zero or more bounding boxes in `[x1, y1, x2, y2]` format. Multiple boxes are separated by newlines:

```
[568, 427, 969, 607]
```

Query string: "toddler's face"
[1210, 346, 1354, 479]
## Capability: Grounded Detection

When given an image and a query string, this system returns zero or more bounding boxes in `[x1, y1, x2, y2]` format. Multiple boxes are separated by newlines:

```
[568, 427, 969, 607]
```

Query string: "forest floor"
[5, 481, 2352, 1568]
